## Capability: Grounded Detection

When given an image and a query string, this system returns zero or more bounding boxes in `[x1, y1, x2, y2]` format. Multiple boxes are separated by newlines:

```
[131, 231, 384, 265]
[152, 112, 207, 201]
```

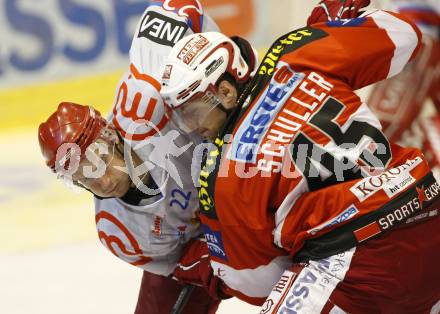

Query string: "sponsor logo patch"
[138, 11, 188, 46]
[152, 215, 162, 237]
[178, 34, 209, 65]
[201, 224, 227, 260]
[308, 205, 359, 235]
[162, 64, 173, 80]
[205, 56, 224, 77]
[278, 251, 354, 313]
[350, 157, 422, 202]
[378, 181, 440, 231]
[279, 270, 318, 313]
[228, 65, 305, 163]
[418, 181, 440, 203]
[355, 180, 440, 241]
[258, 28, 326, 76]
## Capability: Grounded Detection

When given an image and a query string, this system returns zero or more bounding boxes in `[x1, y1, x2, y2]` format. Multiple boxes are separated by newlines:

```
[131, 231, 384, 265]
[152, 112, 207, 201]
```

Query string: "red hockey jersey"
[198, 10, 429, 304]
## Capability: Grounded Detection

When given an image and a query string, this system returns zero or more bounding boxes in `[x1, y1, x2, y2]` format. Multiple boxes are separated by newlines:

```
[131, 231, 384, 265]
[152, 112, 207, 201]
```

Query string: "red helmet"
[38, 102, 107, 171]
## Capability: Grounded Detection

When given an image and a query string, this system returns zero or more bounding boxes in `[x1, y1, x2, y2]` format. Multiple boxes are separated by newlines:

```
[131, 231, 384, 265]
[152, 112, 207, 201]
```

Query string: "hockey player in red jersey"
[367, 0, 440, 173]
[161, 1, 440, 313]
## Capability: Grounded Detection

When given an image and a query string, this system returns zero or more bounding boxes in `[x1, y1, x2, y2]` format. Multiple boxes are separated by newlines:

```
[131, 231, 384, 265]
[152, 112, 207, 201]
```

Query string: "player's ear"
[217, 80, 238, 110]
[100, 125, 120, 145]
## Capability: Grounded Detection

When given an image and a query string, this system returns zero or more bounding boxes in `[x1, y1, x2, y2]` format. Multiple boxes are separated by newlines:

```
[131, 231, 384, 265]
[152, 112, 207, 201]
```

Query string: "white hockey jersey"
[95, 1, 219, 276]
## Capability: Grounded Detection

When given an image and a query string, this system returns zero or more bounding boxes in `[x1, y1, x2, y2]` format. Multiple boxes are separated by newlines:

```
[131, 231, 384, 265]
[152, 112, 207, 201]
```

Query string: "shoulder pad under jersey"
[130, 0, 219, 78]
[109, 68, 168, 145]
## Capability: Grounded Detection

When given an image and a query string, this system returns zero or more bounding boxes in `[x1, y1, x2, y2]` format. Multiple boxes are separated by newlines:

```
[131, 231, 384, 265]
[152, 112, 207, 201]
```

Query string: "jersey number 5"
[290, 97, 392, 190]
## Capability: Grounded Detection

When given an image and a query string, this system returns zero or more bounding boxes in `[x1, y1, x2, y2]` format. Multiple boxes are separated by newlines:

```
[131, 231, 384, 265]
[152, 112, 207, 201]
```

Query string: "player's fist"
[172, 238, 230, 300]
[307, 0, 371, 25]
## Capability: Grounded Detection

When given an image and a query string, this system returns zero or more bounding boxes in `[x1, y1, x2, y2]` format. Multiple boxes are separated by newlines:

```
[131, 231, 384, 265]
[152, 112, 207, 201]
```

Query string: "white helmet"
[160, 32, 258, 110]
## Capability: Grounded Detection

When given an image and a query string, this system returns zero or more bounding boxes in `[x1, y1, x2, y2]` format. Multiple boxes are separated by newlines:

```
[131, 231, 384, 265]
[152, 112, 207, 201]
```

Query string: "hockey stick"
[170, 285, 195, 314]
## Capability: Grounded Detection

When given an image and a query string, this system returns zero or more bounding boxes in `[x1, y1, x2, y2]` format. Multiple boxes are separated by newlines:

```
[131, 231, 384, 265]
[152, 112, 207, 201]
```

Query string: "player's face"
[172, 88, 229, 140]
[71, 138, 131, 198]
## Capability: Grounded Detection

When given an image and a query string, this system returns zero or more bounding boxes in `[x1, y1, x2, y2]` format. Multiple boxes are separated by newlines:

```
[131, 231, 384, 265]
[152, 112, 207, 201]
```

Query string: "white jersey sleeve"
[109, 1, 219, 146]
[130, 0, 220, 82]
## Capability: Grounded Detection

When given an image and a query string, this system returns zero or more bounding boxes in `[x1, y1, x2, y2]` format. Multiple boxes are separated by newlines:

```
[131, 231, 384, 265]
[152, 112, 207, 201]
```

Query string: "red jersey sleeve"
[286, 10, 423, 90]
[277, 145, 432, 256]
[160, 0, 205, 33]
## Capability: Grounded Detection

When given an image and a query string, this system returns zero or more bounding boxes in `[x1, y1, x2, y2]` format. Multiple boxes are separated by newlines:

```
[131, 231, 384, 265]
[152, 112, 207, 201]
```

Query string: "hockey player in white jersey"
[38, 1, 224, 313]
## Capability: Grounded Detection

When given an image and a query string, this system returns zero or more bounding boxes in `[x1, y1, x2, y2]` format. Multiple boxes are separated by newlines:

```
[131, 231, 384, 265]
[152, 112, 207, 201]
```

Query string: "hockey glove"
[307, 0, 371, 25]
[172, 237, 231, 300]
